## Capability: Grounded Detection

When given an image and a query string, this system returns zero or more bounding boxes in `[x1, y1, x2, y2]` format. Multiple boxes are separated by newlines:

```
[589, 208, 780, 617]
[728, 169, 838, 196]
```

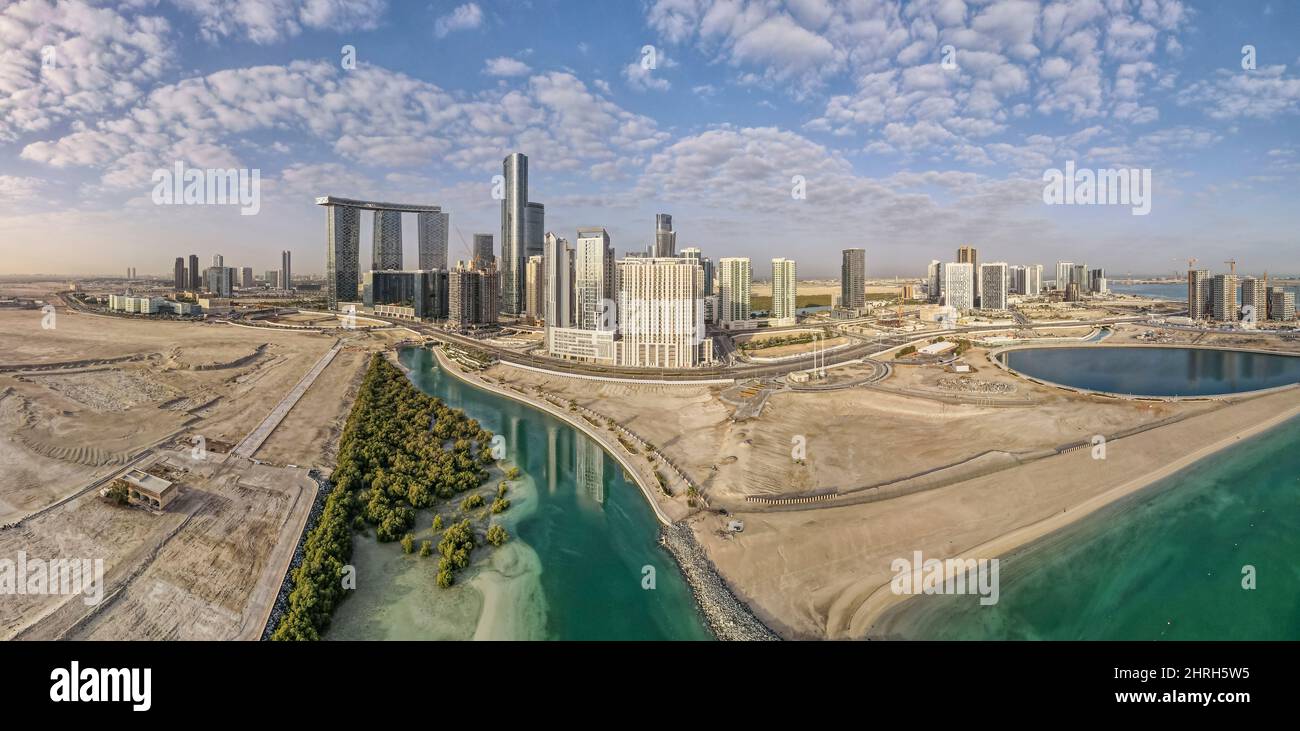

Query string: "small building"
[120, 469, 177, 510]
[919, 340, 958, 356]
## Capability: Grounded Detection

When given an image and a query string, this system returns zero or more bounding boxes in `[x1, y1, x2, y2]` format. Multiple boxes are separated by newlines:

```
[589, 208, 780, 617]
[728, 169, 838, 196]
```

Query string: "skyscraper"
[241, 267, 254, 289]
[1188, 269, 1211, 320]
[415, 210, 448, 271]
[1008, 265, 1026, 295]
[281, 250, 292, 291]
[448, 263, 499, 327]
[841, 248, 865, 310]
[979, 262, 1008, 310]
[544, 233, 573, 349]
[927, 259, 942, 302]
[1027, 264, 1043, 296]
[472, 234, 494, 271]
[525, 255, 545, 323]
[958, 245, 978, 302]
[653, 213, 676, 257]
[1268, 286, 1296, 321]
[943, 262, 974, 311]
[616, 257, 709, 368]
[326, 204, 361, 308]
[212, 254, 224, 269]
[188, 254, 200, 291]
[1212, 274, 1238, 321]
[1055, 261, 1074, 291]
[525, 203, 545, 260]
[575, 227, 615, 330]
[501, 152, 528, 315]
[682, 247, 713, 296]
[1241, 277, 1267, 322]
[173, 258, 185, 291]
[1089, 267, 1107, 294]
[719, 257, 752, 324]
[372, 210, 403, 270]
[771, 258, 797, 321]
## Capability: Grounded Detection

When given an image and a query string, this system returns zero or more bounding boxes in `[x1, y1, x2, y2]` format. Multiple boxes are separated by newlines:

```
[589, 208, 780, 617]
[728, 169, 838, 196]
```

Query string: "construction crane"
[1224, 259, 1237, 275]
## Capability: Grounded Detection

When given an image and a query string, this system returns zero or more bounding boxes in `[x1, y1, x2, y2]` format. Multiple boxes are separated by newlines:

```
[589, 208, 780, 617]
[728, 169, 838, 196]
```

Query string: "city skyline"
[2, 1, 1299, 278]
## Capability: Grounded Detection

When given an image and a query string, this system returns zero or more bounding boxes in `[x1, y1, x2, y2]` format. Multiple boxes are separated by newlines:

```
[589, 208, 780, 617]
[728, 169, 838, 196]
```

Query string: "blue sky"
[1, 0, 1298, 279]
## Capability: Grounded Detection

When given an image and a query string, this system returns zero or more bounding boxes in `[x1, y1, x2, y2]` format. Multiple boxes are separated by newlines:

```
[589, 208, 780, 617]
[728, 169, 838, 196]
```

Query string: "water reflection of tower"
[509, 416, 521, 464]
[547, 425, 558, 495]
[575, 435, 605, 505]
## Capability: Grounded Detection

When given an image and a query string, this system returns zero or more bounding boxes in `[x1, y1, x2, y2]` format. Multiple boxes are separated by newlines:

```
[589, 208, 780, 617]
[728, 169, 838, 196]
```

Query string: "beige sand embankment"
[691, 384, 1300, 639]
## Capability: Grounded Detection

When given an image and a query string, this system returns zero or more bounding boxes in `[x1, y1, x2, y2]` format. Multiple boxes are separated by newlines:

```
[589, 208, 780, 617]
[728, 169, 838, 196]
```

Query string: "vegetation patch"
[272, 354, 503, 641]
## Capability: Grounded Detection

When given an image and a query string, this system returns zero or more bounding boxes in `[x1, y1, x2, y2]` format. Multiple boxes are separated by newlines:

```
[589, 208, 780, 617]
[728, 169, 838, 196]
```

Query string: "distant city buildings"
[173, 258, 185, 291]
[958, 245, 979, 303]
[188, 254, 200, 291]
[318, 196, 444, 309]
[363, 269, 449, 320]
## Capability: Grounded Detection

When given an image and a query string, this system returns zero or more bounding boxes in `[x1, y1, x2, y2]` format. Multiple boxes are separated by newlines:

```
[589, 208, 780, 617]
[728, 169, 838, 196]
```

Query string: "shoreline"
[416, 344, 781, 641]
[856, 398, 1300, 638]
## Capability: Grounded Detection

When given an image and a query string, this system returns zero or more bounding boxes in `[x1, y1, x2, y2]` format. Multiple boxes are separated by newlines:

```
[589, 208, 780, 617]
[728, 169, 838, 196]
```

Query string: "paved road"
[392, 315, 1150, 382]
[233, 340, 342, 459]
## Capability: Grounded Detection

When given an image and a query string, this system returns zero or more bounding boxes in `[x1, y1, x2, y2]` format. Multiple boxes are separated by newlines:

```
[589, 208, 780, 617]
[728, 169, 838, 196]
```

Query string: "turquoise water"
[879, 416, 1300, 640]
[329, 347, 711, 640]
[1111, 282, 1299, 302]
[1005, 346, 1300, 396]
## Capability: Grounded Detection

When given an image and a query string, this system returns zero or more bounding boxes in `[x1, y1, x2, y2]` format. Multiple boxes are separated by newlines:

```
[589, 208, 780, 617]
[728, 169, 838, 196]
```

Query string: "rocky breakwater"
[660, 522, 778, 641]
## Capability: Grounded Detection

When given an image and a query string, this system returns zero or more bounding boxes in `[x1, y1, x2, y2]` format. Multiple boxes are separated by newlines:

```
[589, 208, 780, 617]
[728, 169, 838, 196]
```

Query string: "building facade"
[943, 262, 974, 311]
[500, 152, 528, 315]
[417, 210, 449, 271]
[1188, 269, 1211, 320]
[979, 262, 1008, 310]
[841, 248, 866, 310]
[771, 258, 797, 322]
[1212, 274, 1238, 321]
[575, 227, 615, 331]
[719, 257, 752, 324]
[616, 257, 708, 368]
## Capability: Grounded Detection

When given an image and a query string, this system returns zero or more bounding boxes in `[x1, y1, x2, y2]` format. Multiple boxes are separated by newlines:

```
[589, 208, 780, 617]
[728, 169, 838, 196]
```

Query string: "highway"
[387, 314, 1151, 381]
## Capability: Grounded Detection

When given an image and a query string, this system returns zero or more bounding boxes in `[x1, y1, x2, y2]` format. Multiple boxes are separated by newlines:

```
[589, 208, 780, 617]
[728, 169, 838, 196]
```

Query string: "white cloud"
[171, 0, 387, 44]
[484, 57, 531, 77]
[434, 2, 483, 38]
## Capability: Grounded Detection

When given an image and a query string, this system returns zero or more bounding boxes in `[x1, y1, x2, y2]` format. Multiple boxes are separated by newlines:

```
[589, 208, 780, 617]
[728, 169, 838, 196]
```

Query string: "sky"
[0, 0, 1298, 280]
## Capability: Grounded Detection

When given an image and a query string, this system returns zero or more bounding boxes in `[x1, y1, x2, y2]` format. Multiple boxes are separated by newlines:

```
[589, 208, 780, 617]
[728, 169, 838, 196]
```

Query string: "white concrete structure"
[547, 326, 617, 365]
[616, 257, 709, 368]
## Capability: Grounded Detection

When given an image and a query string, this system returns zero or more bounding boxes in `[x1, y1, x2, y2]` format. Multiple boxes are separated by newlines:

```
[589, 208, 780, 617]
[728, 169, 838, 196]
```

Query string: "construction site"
[0, 287, 408, 639]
